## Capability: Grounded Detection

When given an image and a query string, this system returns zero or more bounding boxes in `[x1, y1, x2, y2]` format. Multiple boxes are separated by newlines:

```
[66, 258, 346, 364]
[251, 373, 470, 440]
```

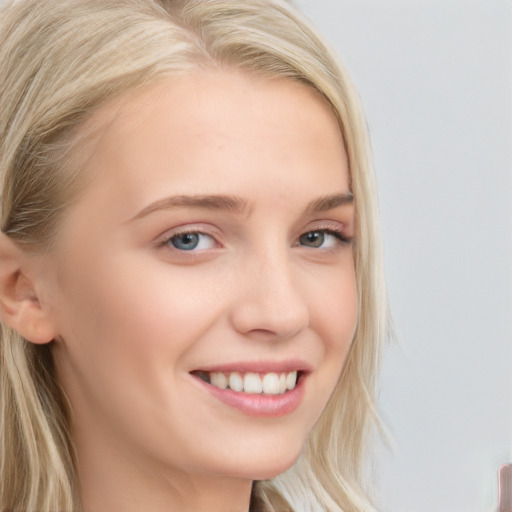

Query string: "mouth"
[189, 363, 310, 417]
[190, 370, 302, 395]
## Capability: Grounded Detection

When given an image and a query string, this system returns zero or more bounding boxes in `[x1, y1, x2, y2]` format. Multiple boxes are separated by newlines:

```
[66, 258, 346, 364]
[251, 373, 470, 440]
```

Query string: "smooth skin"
[0, 70, 357, 512]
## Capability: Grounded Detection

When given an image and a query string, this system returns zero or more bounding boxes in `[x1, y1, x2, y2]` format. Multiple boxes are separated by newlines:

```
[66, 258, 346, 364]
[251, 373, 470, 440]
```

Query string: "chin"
[226, 444, 304, 481]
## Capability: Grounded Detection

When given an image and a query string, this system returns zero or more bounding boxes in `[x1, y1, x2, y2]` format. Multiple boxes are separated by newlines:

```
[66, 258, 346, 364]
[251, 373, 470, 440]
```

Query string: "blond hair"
[0, 1, 388, 510]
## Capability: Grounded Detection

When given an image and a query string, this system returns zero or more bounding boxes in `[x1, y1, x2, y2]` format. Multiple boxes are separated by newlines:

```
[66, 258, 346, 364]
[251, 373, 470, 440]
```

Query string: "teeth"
[262, 373, 280, 394]
[286, 371, 297, 390]
[210, 372, 228, 389]
[279, 373, 287, 394]
[229, 372, 243, 392]
[208, 370, 299, 394]
[244, 373, 263, 393]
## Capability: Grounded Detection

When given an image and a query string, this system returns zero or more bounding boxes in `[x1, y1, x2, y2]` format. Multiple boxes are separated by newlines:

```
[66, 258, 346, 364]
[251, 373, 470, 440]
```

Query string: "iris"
[299, 231, 325, 248]
[170, 233, 200, 250]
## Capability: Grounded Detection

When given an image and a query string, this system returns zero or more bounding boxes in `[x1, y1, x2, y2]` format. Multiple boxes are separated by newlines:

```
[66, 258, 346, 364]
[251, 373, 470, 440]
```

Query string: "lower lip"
[192, 375, 306, 417]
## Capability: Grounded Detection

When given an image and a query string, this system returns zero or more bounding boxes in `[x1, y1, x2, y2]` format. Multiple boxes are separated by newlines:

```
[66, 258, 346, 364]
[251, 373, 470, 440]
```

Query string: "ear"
[0, 232, 56, 344]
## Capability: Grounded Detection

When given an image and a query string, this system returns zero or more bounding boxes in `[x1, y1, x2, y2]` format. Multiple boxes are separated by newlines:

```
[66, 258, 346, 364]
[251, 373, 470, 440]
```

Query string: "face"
[45, 70, 357, 484]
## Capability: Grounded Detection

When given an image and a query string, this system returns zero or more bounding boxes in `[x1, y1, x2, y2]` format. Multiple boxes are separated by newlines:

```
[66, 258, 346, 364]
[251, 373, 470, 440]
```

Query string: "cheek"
[51, 253, 228, 454]
[309, 261, 358, 345]
[57, 260, 216, 360]
[307, 261, 358, 397]
[51, 253, 221, 399]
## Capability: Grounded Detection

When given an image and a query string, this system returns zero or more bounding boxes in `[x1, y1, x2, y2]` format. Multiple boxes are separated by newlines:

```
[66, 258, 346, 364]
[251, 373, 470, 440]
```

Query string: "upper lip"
[190, 359, 313, 374]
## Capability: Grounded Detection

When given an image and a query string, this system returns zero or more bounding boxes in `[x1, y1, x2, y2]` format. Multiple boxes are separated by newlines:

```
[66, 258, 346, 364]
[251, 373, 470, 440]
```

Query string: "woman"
[0, 0, 388, 511]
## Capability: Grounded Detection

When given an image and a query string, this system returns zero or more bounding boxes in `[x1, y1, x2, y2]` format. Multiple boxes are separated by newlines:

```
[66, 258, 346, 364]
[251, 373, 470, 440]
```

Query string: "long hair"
[0, 1, 388, 510]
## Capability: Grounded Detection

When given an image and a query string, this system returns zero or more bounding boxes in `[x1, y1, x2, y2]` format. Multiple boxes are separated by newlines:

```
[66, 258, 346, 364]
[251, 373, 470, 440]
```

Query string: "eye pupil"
[300, 231, 324, 248]
[170, 233, 200, 250]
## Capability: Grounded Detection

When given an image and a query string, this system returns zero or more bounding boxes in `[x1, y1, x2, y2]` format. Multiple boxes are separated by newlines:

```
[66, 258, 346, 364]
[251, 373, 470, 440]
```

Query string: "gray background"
[298, 1, 512, 511]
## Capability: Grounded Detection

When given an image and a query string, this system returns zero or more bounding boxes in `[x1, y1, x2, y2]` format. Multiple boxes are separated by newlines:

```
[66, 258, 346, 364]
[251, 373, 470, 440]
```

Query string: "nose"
[228, 248, 310, 340]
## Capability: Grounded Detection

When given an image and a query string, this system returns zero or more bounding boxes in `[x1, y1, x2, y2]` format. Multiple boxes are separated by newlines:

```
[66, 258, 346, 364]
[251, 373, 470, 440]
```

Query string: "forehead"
[69, 69, 349, 217]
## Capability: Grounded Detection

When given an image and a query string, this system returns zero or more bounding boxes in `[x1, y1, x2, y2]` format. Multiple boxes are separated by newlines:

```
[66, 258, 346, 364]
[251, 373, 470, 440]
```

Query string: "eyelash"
[158, 230, 218, 252]
[300, 228, 352, 247]
[157, 225, 352, 253]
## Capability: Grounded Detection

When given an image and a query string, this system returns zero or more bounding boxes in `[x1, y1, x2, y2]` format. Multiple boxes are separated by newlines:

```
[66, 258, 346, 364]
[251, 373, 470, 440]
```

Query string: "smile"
[193, 370, 298, 395]
[189, 361, 310, 417]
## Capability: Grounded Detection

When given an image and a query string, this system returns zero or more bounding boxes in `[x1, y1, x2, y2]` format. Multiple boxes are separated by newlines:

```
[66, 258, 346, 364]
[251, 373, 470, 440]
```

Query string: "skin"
[4, 70, 357, 511]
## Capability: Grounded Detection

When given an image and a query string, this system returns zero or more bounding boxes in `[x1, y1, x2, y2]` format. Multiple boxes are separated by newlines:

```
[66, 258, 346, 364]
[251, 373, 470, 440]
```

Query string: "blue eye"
[167, 232, 216, 251]
[299, 230, 348, 249]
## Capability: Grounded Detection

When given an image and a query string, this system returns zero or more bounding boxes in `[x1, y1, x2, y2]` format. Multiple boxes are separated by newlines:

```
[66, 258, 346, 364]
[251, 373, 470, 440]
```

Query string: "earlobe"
[0, 233, 56, 344]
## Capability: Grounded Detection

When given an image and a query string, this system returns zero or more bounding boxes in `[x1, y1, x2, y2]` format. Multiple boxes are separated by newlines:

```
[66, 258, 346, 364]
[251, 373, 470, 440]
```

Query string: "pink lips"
[194, 374, 306, 417]
[195, 360, 312, 374]
[190, 360, 311, 417]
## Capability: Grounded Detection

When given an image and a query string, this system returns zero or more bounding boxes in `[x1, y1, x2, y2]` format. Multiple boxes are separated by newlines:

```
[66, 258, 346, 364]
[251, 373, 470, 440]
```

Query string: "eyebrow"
[131, 194, 249, 221]
[130, 192, 353, 221]
[305, 192, 354, 214]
